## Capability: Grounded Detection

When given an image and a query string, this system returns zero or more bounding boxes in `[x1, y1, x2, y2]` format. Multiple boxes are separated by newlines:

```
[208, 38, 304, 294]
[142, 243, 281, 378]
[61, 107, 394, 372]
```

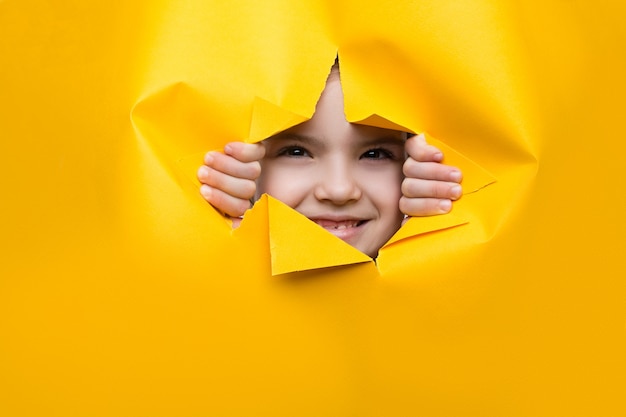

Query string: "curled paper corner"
[247, 96, 310, 144]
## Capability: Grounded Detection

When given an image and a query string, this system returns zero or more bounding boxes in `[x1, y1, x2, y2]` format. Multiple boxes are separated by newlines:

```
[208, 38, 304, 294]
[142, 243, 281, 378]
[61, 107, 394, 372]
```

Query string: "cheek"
[257, 163, 312, 208]
[362, 166, 404, 213]
[357, 168, 404, 257]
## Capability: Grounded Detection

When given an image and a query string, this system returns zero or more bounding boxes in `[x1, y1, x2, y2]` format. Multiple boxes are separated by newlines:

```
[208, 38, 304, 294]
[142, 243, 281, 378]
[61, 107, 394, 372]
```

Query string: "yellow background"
[1, 1, 625, 415]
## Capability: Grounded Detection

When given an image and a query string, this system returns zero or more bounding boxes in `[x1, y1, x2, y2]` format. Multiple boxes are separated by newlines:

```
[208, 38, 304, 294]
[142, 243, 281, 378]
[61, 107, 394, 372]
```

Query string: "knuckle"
[207, 169, 223, 188]
[255, 143, 266, 159]
[235, 199, 251, 215]
[402, 157, 416, 176]
[215, 194, 243, 218]
[203, 168, 220, 188]
[432, 165, 450, 181]
[206, 152, 225, 171]
[398, 196, 411, 214]
[241, 180, 257, 199]
[240, 143, 255, 160]
[247, 161, 262, 179]
[220, 197, 249, 218]
[401, 178, 413, 196]
[224, 142, 240, 156]
[407, 140, 428, 160]
[433, 183, 447, 199]
[414, 149, 427, 161]
[399, 197, 424, 217]
[240, 142, 264, 162]
[207, 192, 228, 215]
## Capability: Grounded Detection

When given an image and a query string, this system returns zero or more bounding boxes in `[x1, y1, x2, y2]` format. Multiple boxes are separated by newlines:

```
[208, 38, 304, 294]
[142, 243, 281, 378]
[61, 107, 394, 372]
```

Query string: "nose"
[313, 158, 362, 205]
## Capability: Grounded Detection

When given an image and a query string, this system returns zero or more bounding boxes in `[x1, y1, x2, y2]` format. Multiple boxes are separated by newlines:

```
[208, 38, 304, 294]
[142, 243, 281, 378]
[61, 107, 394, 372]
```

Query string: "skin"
[256, 70, 406, 257]
[197, 68, 463, 256]
[400, 134, 463, 216]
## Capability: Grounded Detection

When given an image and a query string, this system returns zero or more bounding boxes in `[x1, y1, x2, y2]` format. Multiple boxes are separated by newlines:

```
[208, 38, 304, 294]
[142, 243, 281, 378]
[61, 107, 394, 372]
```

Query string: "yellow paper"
[1, 1, 625, 416]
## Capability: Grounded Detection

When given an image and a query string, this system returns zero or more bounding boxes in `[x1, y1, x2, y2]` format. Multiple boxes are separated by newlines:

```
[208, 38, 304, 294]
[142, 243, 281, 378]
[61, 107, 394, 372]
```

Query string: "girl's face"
[257, 70, 405, 258]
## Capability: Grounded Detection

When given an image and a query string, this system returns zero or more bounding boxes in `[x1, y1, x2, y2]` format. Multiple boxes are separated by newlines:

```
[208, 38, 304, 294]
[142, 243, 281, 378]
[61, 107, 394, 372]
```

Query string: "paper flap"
[351, 113, 413, 133]
[264, 195, 372, 275]
[428, 136, 497, 195]
[248, 96, 310, 143]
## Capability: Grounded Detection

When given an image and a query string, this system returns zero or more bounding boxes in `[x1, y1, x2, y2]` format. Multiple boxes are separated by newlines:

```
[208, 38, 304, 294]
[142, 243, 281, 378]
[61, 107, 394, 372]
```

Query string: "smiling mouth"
[311, 219, 367, 230]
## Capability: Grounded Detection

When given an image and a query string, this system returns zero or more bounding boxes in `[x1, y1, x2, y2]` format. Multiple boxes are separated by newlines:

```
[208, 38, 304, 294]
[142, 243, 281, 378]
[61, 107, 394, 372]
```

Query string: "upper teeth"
[336, 222, 357, 230]
[314, 220, 360, 229]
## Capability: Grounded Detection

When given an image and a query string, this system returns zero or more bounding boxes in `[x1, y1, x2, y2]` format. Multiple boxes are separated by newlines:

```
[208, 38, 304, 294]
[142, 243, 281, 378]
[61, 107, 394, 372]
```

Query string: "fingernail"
[224, 144, 233, 154]
[200, 184, 212, 198]
[450, 185, 462, 199]
[439, 199, 452, 212]
[433, 151, 444, 162]
[198, 165, 209, 177]
[450, 169, 462, 182]
[204, 152, 214, 165]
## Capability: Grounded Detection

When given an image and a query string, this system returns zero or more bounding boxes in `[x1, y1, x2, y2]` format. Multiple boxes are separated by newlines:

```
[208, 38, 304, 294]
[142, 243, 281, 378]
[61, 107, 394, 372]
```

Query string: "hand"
[197, 142, 265, 223]
[400, 134, 463, 217]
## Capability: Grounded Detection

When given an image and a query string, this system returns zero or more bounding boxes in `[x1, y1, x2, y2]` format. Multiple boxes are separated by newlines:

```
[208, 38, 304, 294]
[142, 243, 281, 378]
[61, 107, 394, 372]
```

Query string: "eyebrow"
[359, 135, 406, 148]
[267, 133, 405, 148]
[268, 133, 325, 146]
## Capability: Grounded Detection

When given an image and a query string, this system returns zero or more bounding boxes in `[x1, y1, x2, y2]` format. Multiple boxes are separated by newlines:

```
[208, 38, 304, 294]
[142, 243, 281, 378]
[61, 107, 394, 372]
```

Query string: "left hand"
[400, 134, 463, 217]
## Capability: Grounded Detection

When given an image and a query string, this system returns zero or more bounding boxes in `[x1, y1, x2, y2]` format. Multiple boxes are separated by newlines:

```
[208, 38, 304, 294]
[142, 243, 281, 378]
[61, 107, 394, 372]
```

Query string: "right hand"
[197, 142, 265, 221]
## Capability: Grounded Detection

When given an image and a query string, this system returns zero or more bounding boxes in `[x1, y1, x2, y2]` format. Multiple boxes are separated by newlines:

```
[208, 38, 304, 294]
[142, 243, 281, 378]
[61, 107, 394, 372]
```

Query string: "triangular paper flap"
[383, 212, 468, 248]
[351, 113, 413, 133]
[427, 135, 497, 195]
[248, 96, 310, 144]
[266, 195, 372, 275]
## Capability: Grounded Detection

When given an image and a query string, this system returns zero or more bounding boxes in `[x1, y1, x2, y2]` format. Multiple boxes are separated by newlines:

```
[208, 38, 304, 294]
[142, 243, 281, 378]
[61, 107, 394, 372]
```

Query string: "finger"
[402, 178, 462, 200]
[403, 158, 463, 183]
[203, 151, 261, 180]
[200, 184, 252, 218]
[405, 133, 443, 162]
[230, 217, 243, 229]
[197, 165, 256, 200]
[399, 196, 453, 217]
[223, 141, 266, 163]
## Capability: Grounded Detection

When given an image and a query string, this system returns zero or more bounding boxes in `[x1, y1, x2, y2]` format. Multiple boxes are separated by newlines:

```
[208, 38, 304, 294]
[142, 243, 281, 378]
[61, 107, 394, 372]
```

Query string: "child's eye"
[277, 146, 311, 158]
[361, 148, 395, 160]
